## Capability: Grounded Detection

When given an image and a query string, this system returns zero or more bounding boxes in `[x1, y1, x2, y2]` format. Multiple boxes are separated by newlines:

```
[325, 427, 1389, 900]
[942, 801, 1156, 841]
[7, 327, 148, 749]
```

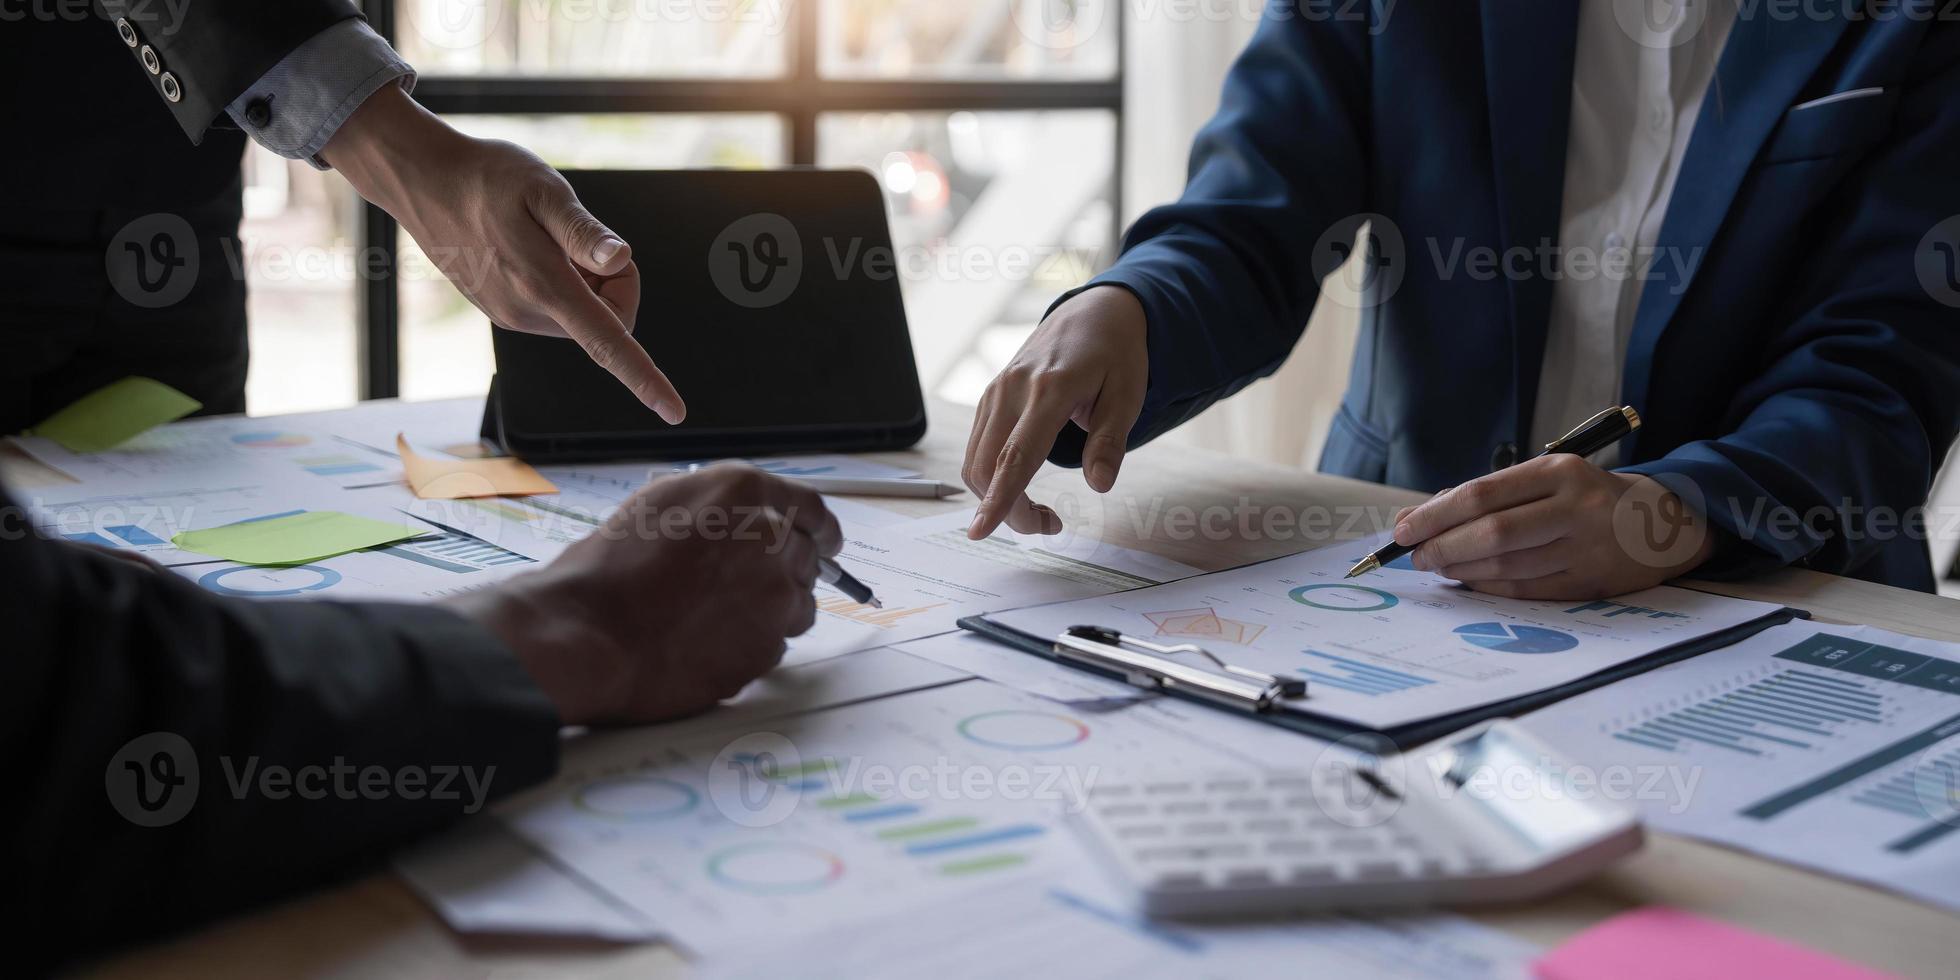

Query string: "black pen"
[1345, 406, 1642, 578]
[818, 557, 882, 608]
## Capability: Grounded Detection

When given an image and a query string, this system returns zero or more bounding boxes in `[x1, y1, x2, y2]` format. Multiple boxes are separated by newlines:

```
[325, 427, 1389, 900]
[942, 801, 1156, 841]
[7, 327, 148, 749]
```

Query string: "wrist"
[320, 83, 467, 223]
[1068, 284, 1146, 330]
[1614, 473, 1718, 578]
[446, 585, 612, 726]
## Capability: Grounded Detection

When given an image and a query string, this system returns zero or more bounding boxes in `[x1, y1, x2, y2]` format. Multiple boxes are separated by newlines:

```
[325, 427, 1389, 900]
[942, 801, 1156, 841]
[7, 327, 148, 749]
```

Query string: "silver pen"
[667, 465, 959, 499]
[818, 557, 881, 608]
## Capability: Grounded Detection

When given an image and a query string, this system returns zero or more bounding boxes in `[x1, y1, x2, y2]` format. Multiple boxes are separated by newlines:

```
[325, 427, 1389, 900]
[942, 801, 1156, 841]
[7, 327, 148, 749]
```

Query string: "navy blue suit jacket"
[1054, 2, 1960, 591]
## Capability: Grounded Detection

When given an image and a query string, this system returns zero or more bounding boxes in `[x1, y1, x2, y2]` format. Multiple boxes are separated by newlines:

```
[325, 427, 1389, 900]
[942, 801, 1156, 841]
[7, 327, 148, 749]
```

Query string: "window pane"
[817, 110, 1115, 401]
[240, 145, 361, 414]
[399, 114, 787, 403]
[396, 0, 788, 76]
[821, 0, 1117, 79]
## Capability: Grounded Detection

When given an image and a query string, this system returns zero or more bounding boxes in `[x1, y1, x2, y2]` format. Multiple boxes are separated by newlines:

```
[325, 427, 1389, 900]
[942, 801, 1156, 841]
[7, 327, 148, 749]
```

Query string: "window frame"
[359, 0, 1125, 398]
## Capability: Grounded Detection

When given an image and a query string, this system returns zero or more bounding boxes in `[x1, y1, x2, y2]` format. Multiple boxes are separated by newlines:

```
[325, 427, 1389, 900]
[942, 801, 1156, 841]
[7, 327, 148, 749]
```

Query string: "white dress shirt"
[223, 19, 417, 168]
[1530, 0, 1738, 460]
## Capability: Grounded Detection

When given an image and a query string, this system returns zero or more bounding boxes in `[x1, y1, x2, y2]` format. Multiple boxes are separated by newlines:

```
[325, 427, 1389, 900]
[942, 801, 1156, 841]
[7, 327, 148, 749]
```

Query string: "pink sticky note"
[1534, 907, 1898, 980]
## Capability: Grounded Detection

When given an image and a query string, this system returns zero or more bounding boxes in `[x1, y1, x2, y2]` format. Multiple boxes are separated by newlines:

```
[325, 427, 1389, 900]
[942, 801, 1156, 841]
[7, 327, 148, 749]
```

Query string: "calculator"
[1066, 721, 1643, 917]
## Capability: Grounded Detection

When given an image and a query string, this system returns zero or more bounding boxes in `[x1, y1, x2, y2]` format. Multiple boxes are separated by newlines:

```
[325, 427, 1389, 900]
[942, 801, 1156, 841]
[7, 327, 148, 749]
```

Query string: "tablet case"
[485, 169, 928, 462]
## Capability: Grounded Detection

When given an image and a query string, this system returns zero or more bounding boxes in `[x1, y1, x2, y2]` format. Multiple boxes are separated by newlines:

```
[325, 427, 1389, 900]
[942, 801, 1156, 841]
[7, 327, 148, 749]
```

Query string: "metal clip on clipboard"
[1053, 626, 1307, 712]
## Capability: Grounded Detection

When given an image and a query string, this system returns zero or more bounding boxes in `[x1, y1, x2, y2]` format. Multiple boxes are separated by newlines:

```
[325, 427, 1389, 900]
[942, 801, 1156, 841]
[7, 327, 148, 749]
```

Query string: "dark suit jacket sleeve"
[1620, 28, 1960, 582]
[99, 0, 364, 144]
[1048, 12, 1374, 466]
[0, 486, 561, 971]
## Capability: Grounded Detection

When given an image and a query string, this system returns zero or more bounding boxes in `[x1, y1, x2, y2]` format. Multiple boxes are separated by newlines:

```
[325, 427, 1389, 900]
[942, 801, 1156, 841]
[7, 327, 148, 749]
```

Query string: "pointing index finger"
[552, 277, 685, 424]
[971, 399, 1073, 539]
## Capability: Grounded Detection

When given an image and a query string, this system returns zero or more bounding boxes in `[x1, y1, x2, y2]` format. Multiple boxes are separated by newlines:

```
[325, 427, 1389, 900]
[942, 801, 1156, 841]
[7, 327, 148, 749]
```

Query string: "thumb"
[534, 183, 630, 276]
[1080, 369, 1144, 493]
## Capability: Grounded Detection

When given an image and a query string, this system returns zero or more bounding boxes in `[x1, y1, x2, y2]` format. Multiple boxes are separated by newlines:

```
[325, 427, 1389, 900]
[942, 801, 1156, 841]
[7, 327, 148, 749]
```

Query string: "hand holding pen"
[1346, 406, 1714, 602]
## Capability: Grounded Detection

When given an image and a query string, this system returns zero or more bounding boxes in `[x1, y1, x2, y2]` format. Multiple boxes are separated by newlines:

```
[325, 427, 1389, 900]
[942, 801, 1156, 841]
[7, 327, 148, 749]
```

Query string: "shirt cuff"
[224, 18, 417, 170]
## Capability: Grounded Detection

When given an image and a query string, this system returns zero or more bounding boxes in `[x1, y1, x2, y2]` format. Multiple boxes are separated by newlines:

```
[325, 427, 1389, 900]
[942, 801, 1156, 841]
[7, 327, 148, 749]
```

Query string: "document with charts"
[496, 677, 1295, 955]
[697, 877, 1538, 980]
[986, 533, 1788, 729]
[1521, 622, 1960, 912]
[10, 397, 486, 490]
[24, 476, 428, 569]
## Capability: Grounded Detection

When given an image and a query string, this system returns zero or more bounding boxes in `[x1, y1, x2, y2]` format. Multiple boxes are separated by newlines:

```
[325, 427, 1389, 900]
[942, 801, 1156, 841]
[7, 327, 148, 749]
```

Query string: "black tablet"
[486, 169, 928, 461]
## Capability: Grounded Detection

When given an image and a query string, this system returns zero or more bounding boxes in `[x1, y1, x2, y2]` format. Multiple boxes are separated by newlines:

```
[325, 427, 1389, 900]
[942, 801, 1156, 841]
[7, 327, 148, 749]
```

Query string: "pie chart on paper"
[1453, 622, 1579, 654]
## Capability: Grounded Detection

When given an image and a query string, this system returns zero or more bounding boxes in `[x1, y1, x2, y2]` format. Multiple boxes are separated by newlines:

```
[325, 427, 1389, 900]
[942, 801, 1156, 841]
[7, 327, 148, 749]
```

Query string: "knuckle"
[583, 336, 623, 372]
[1546, 453, 1588, 477]
[724, 464, 769, 496]
[564, 212, 608, 251]
[1025, 369, 1077, 401]
[1085, 429, 1124, 452]
[1483, 513, 1522, 544]
[995, 440, 1028, 475]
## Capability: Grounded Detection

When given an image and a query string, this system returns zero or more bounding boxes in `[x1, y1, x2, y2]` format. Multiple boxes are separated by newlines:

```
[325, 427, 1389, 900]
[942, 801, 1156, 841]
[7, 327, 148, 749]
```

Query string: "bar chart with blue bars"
[376, 529, 535, 574]
[818, 788, 1044, 878]
[1611, 667, 1891, 755]
[63, 524, 168, 549]
[1298, 649, 1436, 697]
[1857, 742, 1960, 854]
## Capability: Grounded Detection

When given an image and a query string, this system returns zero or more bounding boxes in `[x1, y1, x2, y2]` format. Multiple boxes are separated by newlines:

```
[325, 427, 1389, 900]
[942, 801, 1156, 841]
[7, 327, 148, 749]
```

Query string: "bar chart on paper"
[1521, 623, 1960, 911]
[1609, 662, 1895, 757]
[16, 416, 405, 489]
[498, 679, 1261, 955]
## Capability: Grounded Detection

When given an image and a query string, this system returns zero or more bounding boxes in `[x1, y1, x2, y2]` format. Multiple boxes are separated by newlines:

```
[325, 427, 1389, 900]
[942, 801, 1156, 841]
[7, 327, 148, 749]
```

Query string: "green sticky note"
[29, 377, 201, 452]
[171, 511, 426, 567]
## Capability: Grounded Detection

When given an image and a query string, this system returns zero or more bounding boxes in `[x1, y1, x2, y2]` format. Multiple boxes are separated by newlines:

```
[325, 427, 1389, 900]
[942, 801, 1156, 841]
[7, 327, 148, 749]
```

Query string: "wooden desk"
[33, 401, 1956, 979]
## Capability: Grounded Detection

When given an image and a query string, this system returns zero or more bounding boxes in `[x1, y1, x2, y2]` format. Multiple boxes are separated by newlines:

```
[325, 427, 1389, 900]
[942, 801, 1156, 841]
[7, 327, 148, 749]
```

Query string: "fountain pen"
[1345, 406, 1642, 579]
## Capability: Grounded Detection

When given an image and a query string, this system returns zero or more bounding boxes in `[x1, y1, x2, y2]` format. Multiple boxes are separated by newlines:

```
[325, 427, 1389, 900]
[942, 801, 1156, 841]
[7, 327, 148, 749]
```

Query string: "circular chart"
[573, 776, 699, 821]
[198, 564, 341, 597]
[706, 842, 843, 895]
[230, 431, 312, 449]
[1454, 622, 1579, 654]
[956, 710, 1091, 751]
[1289, 584, 1399, 612]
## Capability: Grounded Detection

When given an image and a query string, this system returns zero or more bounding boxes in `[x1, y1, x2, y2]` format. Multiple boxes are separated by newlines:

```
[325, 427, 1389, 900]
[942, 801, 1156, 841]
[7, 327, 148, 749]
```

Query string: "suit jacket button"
[161, 72, 183, 103]
[140, 44, 161, 74]
[1490, 442, 1518, 471]
[244, 97, 272, 127]
[116, 17, 138, 47]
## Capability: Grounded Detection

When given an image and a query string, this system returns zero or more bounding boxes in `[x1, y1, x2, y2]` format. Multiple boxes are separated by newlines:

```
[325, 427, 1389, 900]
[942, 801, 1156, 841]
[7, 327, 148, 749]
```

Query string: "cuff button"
[244, 98, 272, 127]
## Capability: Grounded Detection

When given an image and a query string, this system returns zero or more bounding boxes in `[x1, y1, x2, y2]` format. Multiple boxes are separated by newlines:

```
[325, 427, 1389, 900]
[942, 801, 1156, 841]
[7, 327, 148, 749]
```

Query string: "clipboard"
[958, 603, 1807, 754]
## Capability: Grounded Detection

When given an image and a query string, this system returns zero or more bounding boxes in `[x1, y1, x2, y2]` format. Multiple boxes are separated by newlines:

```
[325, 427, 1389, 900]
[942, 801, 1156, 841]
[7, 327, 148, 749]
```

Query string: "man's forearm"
[1, 491, 559, 971]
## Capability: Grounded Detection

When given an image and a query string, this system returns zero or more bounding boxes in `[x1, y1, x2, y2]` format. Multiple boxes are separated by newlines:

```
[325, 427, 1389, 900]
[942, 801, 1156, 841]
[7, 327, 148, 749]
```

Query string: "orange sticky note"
[397, 434, 558, 500]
